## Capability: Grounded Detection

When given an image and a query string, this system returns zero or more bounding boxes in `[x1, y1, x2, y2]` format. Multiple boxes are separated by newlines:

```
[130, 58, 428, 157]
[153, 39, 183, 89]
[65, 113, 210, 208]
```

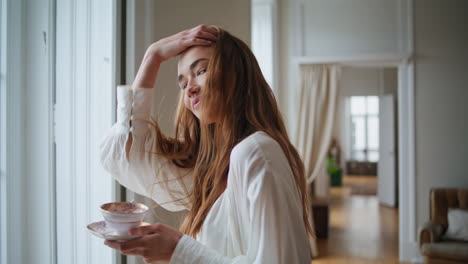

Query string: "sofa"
[418, 188, 468, 264]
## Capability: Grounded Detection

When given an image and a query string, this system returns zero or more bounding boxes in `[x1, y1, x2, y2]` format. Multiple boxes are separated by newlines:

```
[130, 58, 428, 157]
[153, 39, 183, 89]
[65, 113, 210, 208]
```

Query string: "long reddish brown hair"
[153, 28, 313, 238]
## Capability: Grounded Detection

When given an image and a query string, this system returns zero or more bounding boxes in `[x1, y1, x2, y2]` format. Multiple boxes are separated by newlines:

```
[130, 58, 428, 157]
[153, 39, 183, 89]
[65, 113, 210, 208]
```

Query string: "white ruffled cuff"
[116, 85, 154, 134]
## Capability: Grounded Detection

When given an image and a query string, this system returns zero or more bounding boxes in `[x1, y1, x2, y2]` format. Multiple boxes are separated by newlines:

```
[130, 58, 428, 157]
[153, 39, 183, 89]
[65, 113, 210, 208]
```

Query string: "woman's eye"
[197, 68, 207, 75]
[182, 82, 187, 89]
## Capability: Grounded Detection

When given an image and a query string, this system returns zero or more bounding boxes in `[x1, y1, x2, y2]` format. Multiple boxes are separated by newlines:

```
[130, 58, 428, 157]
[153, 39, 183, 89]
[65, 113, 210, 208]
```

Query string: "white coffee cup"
[100, 202, 149, 235]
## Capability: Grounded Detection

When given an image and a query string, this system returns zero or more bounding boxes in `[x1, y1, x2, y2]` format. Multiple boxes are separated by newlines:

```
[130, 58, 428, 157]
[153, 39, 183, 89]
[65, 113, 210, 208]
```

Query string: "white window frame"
[0, 1, 26, 263]
[1, 0, 120, 263]
[349, 96, 380, 162]
[251, 0, 278, 95]
[55, 0, 120, 263]
[1, 0, 56, 263]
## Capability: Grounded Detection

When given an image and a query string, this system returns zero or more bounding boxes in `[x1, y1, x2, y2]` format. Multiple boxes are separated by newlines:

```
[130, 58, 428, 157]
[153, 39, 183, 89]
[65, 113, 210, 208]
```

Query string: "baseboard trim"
[400, 241, 424, 263]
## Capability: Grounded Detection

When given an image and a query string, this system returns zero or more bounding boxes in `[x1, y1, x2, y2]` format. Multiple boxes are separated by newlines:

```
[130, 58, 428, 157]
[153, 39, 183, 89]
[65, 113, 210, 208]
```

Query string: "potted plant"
[327, 157, 342, 187]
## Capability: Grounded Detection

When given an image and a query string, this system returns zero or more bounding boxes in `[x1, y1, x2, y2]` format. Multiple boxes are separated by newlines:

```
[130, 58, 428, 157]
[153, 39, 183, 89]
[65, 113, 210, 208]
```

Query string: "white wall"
[277, 0, 408, 190]
[152, 0, 251, 134]
[413, 0, 468, 230]
[340, 67, 382, 96]
[302, 0, 405, 57]
[277, 0, 409, 131]
[384, 68, 398, 94]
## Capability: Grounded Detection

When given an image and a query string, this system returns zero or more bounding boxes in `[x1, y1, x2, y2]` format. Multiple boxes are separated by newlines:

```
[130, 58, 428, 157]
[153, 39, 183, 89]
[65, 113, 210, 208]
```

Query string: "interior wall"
[340, 67, 383, 96]
[277, 0, 408, 200]
[384, 68, 398, 94]
[152, 0, 251, 134]
[414, 0, 468, 229]
[302, 0, 404, 57]
[278, 0, 408, 141]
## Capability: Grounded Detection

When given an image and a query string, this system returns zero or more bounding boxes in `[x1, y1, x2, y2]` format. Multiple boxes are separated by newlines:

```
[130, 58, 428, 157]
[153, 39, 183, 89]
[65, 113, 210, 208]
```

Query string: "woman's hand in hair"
[149, 24, 217, 64]
[133, 24, 217, 88]
[104, 223, 183, 263]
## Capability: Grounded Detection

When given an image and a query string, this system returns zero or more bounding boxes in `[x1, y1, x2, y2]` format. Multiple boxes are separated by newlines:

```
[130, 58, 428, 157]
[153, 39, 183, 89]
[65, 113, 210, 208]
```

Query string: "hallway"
[313, 176, 411, 264]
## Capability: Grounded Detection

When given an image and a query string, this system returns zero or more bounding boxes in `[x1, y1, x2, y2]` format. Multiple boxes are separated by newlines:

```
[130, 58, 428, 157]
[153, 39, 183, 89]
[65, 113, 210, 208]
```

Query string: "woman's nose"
[186, 82, 200, 97]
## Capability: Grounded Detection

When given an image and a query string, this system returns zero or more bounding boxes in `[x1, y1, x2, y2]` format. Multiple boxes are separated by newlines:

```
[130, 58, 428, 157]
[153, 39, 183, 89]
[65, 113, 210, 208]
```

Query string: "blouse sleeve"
[169, 135, 312, 263]
[100, 85, 193, 212]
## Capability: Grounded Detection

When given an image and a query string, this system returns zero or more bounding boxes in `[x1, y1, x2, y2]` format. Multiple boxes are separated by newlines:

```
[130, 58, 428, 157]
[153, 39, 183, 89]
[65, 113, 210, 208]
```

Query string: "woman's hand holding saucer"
[104, 223, 183, 263]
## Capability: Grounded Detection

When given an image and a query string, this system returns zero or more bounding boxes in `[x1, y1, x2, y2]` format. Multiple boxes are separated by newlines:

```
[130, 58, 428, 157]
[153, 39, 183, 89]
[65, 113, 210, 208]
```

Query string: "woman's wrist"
[131, 44, 165, 89]
[133, 56, 161, 89]
[146, 43, 164, 65]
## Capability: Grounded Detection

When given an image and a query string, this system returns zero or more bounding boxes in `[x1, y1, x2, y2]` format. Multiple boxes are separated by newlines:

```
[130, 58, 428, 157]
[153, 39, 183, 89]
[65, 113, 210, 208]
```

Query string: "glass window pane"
[352, 150, 366, 161]
[367, 96, 379, 115]
[352, 116, 366, 150]
[350, 96, 366, 115]
[368, 116, 379, 149]
[368, 151, 379, 162]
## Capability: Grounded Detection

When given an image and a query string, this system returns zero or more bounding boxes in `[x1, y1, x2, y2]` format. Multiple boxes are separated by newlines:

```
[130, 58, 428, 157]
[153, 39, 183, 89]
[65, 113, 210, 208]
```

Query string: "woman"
[101, 25, 313, 263]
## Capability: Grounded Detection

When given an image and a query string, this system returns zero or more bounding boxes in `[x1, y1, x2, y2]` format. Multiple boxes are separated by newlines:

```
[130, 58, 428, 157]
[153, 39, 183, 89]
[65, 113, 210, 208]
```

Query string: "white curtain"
[294, 64, 339, 257]
[295, 64, 340, 185]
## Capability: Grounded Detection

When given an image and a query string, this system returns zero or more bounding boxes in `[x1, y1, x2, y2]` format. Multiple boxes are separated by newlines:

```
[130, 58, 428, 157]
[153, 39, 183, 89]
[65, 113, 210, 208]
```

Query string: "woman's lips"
[193, 98, 200, 109]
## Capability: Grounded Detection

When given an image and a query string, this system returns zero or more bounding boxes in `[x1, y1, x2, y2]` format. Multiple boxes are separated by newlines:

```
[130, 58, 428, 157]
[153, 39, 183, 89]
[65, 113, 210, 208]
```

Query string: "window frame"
[349, 95, 380, 162]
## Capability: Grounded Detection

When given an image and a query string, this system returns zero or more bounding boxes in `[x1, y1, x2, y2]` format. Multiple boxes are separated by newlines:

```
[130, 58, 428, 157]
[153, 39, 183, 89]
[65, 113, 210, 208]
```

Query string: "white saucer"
[87, 221, 150, 241]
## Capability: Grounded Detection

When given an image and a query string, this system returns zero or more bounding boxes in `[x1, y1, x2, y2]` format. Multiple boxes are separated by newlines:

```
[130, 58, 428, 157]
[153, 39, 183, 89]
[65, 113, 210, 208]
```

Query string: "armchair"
[418, 188, 468, 264]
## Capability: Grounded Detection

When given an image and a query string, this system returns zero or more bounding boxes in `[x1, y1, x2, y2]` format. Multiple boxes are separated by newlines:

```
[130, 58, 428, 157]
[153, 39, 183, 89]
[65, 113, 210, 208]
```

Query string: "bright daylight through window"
[349, 96, 379, 162]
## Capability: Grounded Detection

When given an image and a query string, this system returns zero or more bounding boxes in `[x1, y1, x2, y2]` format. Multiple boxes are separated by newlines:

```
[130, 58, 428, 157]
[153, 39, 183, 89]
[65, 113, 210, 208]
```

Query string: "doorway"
[294, 53, 416, 261]
[315, 66, 403, 263]
[291, 52, 418, 261]
[339, 67, 399, 207]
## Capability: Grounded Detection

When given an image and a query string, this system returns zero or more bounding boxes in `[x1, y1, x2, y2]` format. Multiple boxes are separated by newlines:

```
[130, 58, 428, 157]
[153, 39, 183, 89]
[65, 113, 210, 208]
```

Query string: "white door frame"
[378, 94, 397, 207]
[292, 53, 420, 262]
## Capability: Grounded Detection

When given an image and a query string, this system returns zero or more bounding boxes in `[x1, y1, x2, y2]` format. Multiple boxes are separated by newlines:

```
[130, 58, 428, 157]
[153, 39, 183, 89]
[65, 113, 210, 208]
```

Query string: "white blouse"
[100, 86, 312, 264]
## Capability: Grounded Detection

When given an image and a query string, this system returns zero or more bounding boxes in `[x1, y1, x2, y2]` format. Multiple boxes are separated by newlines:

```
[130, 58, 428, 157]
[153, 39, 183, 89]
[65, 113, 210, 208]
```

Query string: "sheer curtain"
[295, 64, 340, 184]
[294, 64, 340, 257]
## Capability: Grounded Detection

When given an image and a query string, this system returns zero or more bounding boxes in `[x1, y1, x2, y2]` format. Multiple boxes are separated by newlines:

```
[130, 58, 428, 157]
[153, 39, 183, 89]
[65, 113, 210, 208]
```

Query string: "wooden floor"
[312, 175, 411, 264]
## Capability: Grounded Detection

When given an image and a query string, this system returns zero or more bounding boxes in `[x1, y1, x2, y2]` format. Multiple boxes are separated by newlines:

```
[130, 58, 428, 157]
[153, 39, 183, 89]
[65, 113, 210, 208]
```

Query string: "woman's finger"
[192, 24, 218, 36]
[194, 30, 217, 41]
[143, 256, 157, 264]
[104, 239, 123, 250]
[129, 223, 164, 236]
[105, 237, 145, 250]
[104, 239, 150, 257]
[120, 248, 145, 256]
[192, 25, 218, 40]
[175, 38, 211, 53]
[192, 38, 213, 45]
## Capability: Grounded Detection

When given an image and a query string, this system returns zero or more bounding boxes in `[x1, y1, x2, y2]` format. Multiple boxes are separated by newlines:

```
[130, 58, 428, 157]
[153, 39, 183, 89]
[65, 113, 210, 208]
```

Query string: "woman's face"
[177, 45, 214, 123]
